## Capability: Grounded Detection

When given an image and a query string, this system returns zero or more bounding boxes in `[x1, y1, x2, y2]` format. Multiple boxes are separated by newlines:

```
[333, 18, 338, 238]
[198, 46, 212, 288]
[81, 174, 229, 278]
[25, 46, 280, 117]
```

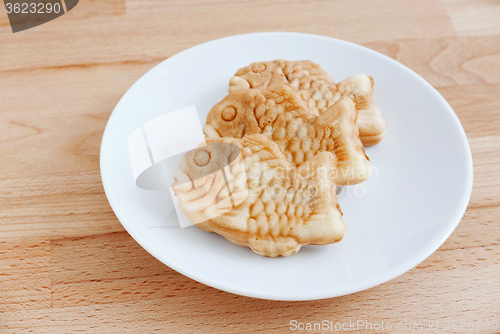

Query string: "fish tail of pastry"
[337, 75, 386, 146]
[314, 96, 372, 185]
[294, 152, 346, 245]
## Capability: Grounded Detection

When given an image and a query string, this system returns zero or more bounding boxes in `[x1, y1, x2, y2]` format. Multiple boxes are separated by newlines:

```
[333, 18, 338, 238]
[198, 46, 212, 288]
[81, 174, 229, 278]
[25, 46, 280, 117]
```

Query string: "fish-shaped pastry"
[203, 84, 371, 186]
[228, 59, 386, 146]
[172, 134, 346, 257]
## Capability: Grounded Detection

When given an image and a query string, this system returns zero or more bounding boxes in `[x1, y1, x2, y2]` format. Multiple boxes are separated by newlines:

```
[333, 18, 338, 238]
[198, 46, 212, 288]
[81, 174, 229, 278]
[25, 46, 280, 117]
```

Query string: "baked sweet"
[172, 134, 346, 257]
[229, 60, 386, 146]
[203, 84, 371, 185]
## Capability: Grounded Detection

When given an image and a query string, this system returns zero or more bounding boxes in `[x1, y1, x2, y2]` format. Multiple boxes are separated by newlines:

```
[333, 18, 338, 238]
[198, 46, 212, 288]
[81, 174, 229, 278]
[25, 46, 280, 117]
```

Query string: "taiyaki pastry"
[171, 141, 248, 225]
[203, 84, 371, 185]
[172, 134, 346, 257]
[228, 59, 386, 146]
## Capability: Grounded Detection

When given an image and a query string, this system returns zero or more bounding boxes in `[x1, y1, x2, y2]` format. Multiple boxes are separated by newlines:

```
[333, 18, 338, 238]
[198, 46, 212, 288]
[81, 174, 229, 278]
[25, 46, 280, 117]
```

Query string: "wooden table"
[1, 0, 499, 332]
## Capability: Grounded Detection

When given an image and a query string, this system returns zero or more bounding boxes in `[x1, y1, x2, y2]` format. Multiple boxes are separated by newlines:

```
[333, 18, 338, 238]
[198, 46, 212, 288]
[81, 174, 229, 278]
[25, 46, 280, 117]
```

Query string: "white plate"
[100, 32, 473, 301]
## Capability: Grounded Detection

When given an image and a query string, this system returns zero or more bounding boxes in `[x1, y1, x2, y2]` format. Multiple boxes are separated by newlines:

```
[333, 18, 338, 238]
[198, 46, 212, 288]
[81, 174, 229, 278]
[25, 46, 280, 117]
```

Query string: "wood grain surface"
[1, 0, 499, 332]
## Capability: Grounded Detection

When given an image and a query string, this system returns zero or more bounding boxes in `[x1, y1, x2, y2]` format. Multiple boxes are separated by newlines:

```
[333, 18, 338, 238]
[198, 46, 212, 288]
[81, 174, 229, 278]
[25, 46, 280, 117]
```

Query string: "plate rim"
[100, 32, 474, 301]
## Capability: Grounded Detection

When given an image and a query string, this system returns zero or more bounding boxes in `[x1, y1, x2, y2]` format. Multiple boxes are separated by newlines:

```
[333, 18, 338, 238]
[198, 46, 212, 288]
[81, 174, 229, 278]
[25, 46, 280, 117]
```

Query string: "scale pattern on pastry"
[172, 134, 346, 257]
[228, 59, 386, 146]
[203, 84, 371, 185]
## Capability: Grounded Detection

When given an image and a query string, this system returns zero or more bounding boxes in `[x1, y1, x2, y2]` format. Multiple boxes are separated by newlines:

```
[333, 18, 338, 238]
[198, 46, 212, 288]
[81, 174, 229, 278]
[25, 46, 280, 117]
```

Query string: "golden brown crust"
[205, 85, 371, 185]
[229, 60, 386, 146]
[172, 135, 346, 257]
[336, 75, 386, 146]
